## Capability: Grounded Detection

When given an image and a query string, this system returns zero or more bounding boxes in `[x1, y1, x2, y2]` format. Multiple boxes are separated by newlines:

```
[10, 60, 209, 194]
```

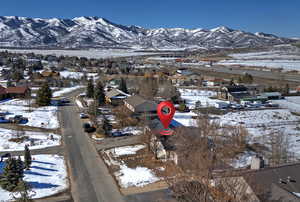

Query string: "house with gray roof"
[105, 89, 129, 105]
[124, 95, 157, 114]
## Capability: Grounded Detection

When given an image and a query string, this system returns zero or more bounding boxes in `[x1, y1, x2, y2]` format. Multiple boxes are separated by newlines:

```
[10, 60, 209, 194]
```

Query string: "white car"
[80, 113, 89, 119]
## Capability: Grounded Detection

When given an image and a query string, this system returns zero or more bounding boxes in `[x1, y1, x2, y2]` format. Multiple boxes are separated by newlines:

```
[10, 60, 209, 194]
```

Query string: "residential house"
[260, 92, 282, 100]
[242, 162, 300, 201]
[124, 95, 157, 115]
[218, 85, 251, 102]
[243, 84, 265, 96]
[0, 85, 7, 100]
[206, 78, 227, 87]
[6, 86, 31, 98]
[41, 70, 60, 78]
[0, 80, 9, 88]
[105, 89, 130, 105]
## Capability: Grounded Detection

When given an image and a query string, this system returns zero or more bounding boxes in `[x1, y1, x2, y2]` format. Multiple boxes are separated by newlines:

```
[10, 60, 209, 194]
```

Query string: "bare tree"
[163, 117, 250, 202]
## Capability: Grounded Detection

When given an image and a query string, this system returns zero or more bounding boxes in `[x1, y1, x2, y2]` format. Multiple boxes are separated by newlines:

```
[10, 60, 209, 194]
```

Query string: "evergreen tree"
[12, 180, 33, 202]
[0, 157, 23, 191]
[36, 83, 52, 106]
[86, 79, 94, 98]
[284, 83, 290, 95]
[16, 156, 24, 180]
[119, 78, 128, 94]
[24, 145, 32, 170]
[102, 117, 112, 135]
[94, 80, 105, 105]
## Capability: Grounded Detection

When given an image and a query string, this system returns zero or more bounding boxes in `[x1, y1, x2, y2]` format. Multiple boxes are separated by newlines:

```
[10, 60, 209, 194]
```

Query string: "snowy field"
[218, 59, 300, 71]
[115, 165, 160, 188]
[174, 111, 198, 127]
[229, 51, 300, 60]
[103, 145, 160, 188]
[0, 155, 68, 200]
[174, 89, 220, 127]
[216, 109, 300, 162]
[0, 99, 59, 129]
[273, 96, 300, 114]
[59, 71, 98, 80]
[0, 128, 60, 152]
[216, 109, 299, 128]
[112, 126, 143, 136]
[0, 49, 160, 59]
[106, 144, 146, 158]
[179, 88, 219, 109]
[53, 85, 84, 97]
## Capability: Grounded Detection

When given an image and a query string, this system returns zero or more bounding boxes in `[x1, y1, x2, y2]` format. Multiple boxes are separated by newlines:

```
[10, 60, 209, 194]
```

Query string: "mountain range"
[0, 16, 295, 50]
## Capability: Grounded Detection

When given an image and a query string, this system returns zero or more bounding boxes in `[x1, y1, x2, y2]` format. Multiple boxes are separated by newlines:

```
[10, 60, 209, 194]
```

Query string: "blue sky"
[0, 0, 299, 37]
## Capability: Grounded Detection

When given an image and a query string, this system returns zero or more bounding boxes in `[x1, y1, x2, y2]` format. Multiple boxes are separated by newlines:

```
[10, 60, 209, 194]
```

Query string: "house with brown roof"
[6, 86, 31, 98]
[0, 85, 7, 100]
[41, 70, 60, 78]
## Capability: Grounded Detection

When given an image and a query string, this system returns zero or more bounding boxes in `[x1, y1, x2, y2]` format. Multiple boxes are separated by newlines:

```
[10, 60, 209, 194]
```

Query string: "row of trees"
[86, 79, 105, 105]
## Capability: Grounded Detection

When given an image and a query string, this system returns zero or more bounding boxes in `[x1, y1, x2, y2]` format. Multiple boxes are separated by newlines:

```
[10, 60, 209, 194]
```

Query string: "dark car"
[82, 123, 96, 133]
[110, 132, 133, 137]
[111, 131, 124, 137]
[9, 115, 28, 124]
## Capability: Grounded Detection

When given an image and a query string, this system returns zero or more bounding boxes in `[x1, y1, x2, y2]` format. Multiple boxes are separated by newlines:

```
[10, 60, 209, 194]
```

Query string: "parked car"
[80, 113, 89, 119]
[230, 104, 243, 109]
[111, 131, 124, 137]
[82, 123, 95, 133]
[9, 115, 28, 124]
[110, 131, 133, 137]
[0, 116, 10, 123]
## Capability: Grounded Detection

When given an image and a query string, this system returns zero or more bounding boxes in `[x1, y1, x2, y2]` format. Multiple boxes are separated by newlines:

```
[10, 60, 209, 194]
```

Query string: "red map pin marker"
[157, 101, 175, 135]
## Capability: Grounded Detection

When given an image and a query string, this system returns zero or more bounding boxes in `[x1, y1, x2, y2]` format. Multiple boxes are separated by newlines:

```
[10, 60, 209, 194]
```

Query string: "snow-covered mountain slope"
[0, 16, 294, 49]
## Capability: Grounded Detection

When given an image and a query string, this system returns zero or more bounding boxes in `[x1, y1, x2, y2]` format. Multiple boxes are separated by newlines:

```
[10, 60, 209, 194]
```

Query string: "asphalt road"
[59, 102, 124, 202]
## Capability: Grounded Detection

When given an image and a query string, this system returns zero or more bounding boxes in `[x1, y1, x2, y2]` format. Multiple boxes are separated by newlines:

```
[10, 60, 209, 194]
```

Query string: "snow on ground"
[112, 126, 143, 135]
[273, 96, 300, 114]
[179, 88, 218, 109]
[107, 145, 146, 157]
[59, 71, 98, 80]
[53, 86, 84, 97]
[0, 49, 160, 59]
[103, 145, 160, 188]
[216, 109, 299, 128]
[174, 111, 198, 127]
[230, 151, 257, 169]
[216, 109, 300, 158]
[0, 128, 60, 152]
[229, 51, 300, 60]
[174, 88, 221, 126]
[218, 59, 300, 71]
[0, 99, 59, 129]
[75, 99, 84, 108]
[0, 155, 68, 200]
[115, 165, 160, 188]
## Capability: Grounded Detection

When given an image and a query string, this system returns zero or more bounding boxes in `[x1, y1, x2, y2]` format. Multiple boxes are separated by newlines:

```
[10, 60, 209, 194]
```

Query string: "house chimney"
[250, 155, 265, 170]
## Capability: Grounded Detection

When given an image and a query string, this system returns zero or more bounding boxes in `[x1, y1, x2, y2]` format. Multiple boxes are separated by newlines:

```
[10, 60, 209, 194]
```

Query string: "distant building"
[260, 92, 282, 100]
[41, 70, 60, 78]
[206, 78, 227, 87]
[218, 85, 251, 102]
